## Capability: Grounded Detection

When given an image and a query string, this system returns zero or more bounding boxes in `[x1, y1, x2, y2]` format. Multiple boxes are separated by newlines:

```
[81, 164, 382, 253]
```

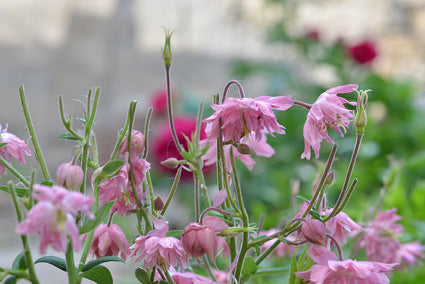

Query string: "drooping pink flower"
[301, 84, 358, 159]
[56, 161, 84, 190]
[324, 210, 363, 245]
[203, 96, 293, 144]
[152, 116, 212, 180]
[259, 229, 296, 259]
[0, 124, 31, 176]
[16, 185, 94, 254]
[98, 155, 150, 217]
[181, 222, 218, 263]
[302, 220, 327, 246]
[296, 245, 396, 284]
[130, 218, 186, 270]
[90, 223, 130, 260]
[168, 267, 215, 284]
[347, 40, 378, 65]
[118, 130, 145, 158]
[201, 132, 275, 172]
[396, 242, 425, 268]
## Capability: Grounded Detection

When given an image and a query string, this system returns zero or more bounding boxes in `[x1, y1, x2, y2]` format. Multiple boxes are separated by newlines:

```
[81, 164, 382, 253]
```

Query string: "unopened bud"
[325, 170, 335, 186]
[237, 143, 252, 155]
[355, 90, 369, 134]
[57, 161, 84, 190]
[161, 157, 179, 169]
[119, 130, 145, 157]
[163, 29, 174, 67]
[301, 219, 326, 246]
[154, 196, 164, 211]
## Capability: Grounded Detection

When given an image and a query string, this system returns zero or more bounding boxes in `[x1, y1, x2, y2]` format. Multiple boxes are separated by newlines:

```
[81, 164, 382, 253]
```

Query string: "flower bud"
[119, 130, 145, 157]
[237, 143, 252, 155]
[355, 90, 369, 134]
[163, 29, 174, 67]
[161, 157, 179, 169]
[154, 196, 164, 211]
[57, 161, 84, 190]
[325, 170, 335, 186]
[181, 222, 218, 263]
[301, 219, 327, 246]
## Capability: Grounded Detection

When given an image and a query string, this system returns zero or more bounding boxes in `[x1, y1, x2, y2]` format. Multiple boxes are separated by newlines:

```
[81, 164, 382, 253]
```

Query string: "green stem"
[161, 167, 182, 215]
[65, 241, 77, 284]
[58, 96, 84, 141]
[255, 239, 280, 265]
[19, 85, 51, 181]
[9, 183, 40, 284]
[162, 266, 176, 284]
[194, 170, 200, 222]
[0, 267, 29, 280]
[145, 171, 155, 215]
[142, 107, 153, 160]
[0, 156, 30, 187]
[325, 134, 363, 221]
[230, 148, 249, 281]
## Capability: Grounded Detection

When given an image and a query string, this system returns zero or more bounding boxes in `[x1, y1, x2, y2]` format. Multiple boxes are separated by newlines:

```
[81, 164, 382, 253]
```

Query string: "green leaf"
[135, 268, 152, 284]
[288, 249, 298, 284]
[79, 200, 114, 234]
[0, 142, 7, 148]
[11, 252, 27, 271]
[82, 256, 125, 272]
[255, 267, 290, 275]
[41, 180, 54, 187]
[180, 151, 192, 161]
[34, 256, 67, 272]
[81, 265, 113, 284]
[241, 256, 257, 283]
[199, 144, 210, 157]
[4, 276, 17, 284]
[58, 133, 79, 140]
[309, 210, 321, 220]
[165, 230, 183, 238]
[0, 186, 29, 197]
[95, 160, 125, 182]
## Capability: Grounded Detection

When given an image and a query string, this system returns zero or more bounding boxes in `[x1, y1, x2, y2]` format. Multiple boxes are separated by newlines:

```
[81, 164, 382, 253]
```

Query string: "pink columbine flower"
[296, 245, 396, 284]
[90, 223, 130, 260]
[98, 155, 150, 217]
[201, 132, 275, 172]
[396, 241, 425, 268]
[167, 267, 215, 284]
[56, 161, 84, 190]
[0, 124, 31, 176]
[203, 96, 294, 143]
[301, 84, 358, 159]
[130, 218, 186, 270]
[181, 222, 218, 263]
[323, 210, 363, 245]
[16, 185, 94, 254]
[118, 130, 145, 158]
[302, 219, 327, 246]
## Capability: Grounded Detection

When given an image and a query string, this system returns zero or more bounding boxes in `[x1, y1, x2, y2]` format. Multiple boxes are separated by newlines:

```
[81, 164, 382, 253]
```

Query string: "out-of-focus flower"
[201, 132, 274, 172]
[98, 155, 150, 217]
[305, 29, 321, 42]
[301, 84, 358, 159]
[323, 210, 363, 245]
[347, 40, 378, 65]
[0, 124, 31, 176]
[130, 218, 186, 270]
[16, 185, 94, 254]
[296, 245, 396, 284]
[396, 242, 425, 268]
[150, 87, 174, 116]
[168, 267, 215, 284]
[56, 161, 84, 190]
[181, 222, 218, 263]
[259, 229, 296, 258]
[118, 130, 145, 158]
[203, 96, 293, 144]
[90, 223, 130, 260]
[152, 116, 211, 180]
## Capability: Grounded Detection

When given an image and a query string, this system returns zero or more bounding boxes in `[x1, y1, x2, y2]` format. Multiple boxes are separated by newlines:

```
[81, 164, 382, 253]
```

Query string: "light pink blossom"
[301, 84, 358, 159]
[396, 241, 425, 268]
[0, 124, 31, 176]
[323, 210, 363, 245]
[118, 130, 145, 158]
[296, 245, 396, 284]
[90, 223, 130, 260]
[203, 96, 293, 143]
[181, 222, 218, 263]
[56, 161, 84, 190]
[130, 218, 186, 270]
[201, 132, 275, 172]
[168, 267, 215, 284]
[16, 185, 94, 254]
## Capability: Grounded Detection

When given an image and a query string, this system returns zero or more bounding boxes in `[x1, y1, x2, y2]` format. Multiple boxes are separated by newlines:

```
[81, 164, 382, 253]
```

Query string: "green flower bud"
[237, 143, 252, 155]
[355, 90, 369, 134]
[163, 29, 174, 67]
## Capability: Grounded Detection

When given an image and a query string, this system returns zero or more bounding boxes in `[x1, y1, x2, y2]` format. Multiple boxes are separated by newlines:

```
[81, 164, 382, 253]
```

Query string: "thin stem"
[161, 266, 176, 284]
[142, 107, 153, 159]
[29, 170, 35, 207]
[145, 171, 155, 215]
[0, 267, 29, 279]
[325, 134, 363, 221]
[194, 170, 200, 222]
[65, 241, 77, 284]
[293, 100, 312, 110]
[199, 207, 232, 224]
[230, 148, 249, 281]
[0, 156, 30, 187]
[255, 239, 280, 265]
[165, 66, 184, 154]
[161, 167, 182, 215]
[334, 178, 358, 216]
[327, 234, 343, 261]
[221, 80, 245, 103]
[19, 85, 51, 181]
[58, 96, 84, 141]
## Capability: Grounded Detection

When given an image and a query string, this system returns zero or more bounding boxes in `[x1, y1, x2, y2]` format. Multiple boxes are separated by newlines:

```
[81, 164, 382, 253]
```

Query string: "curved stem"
[19, 85, 51, 181]
[160, 167, 182, 215]
[0, 156, 30, 187]
[221, 80, 245, 103]
[327, 234, 343, 261]
[293, 100, 312, 110]
[58, 96, 84, 141]
[142, 107, 153, 159]
[199, 207, 232, 224]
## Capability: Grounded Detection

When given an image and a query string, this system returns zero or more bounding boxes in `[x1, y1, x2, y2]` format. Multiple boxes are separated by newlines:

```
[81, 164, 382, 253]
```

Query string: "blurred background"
[0, 0, 425, 283]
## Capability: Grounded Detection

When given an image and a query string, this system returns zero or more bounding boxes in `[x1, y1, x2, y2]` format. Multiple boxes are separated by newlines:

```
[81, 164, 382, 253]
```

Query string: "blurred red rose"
[347, 40, 378, 65]
[150, 87, 174, 116]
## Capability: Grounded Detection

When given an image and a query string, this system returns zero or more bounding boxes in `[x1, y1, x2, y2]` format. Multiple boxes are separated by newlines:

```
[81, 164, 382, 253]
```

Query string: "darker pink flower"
[56, 161, 84, 190]
[301, 84, 358, 159]
[296, 245, 396, 284]
[347, 40, 378, 65]
[181, 222, 218, 263]
[203, 96, 294, 143]
[90, 223, 130, 260]
[0, 124, 31, 176]
[302, 220, 327, 246]
[130, 218, 186, 270]
[150, 87, 173, 116]
[16, 185, 94, 254]
[118, 130, 145, 158]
